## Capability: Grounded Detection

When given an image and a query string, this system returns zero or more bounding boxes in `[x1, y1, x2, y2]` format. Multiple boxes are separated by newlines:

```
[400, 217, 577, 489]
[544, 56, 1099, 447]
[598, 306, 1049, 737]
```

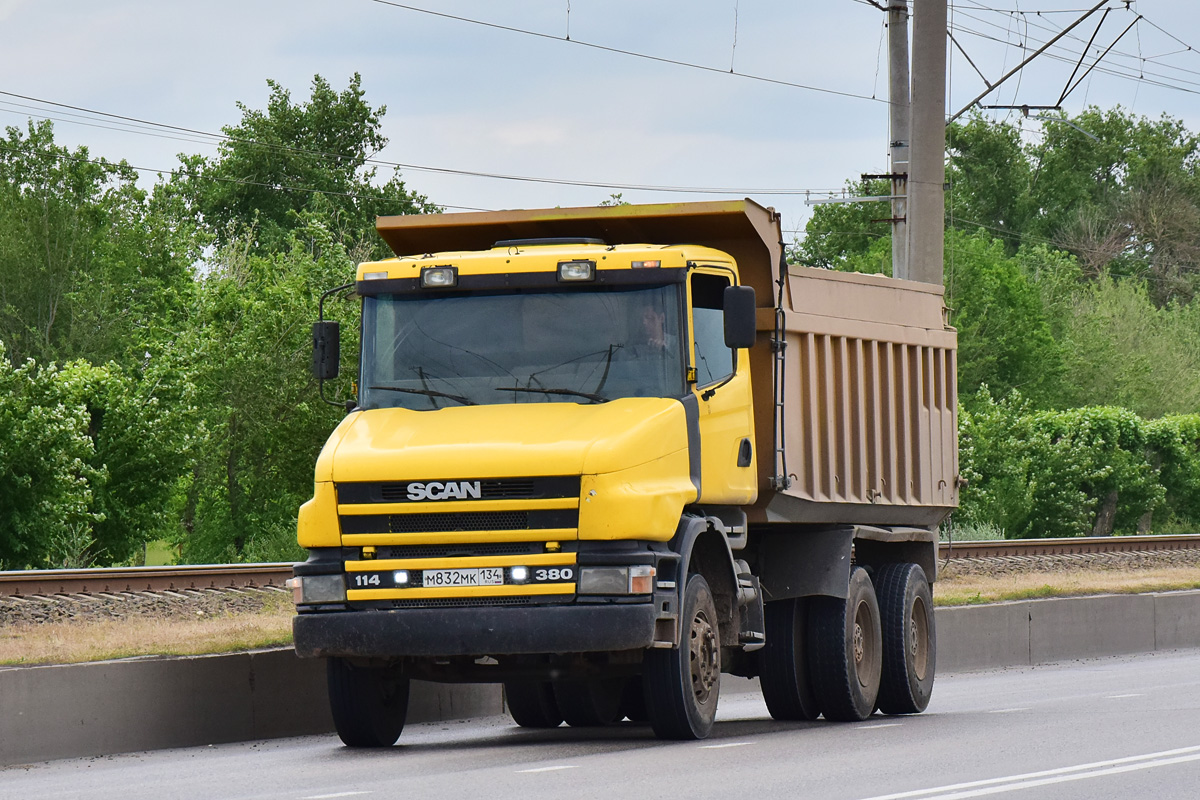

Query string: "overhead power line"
[0, 89, 830, 197]
[364, 0, 886, 105]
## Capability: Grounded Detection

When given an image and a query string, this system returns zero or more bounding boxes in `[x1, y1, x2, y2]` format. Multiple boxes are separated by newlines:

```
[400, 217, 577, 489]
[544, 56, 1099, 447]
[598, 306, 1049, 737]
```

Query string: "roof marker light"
[421, 266, 458, 288]
[557, 260, 596, 282]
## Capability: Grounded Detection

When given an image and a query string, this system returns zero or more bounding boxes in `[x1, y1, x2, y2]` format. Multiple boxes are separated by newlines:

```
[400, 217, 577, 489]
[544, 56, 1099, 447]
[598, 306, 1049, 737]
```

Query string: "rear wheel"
[620, 676, 648, 723]
[504, 681, 563, 728]
[875, 562, 936, 714]
[808, 567, 882, 721]
[644, 573, 721, 740]
[327, 657, 409, 747]
[554, 679, 624, 727]
[759, 597, 821, 721]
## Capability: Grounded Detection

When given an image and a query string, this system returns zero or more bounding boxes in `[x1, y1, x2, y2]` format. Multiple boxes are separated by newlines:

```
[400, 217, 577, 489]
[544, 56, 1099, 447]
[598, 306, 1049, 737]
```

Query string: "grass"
[934, 565, 1200, 606]
[0, 591, 294, 666]
[3, 566, 1199, 665]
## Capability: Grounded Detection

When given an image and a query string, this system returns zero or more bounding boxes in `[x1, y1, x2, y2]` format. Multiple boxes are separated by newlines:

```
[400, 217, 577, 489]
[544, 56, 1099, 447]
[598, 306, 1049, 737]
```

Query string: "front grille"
[390, 511, 526, 533]
[338, 476, 580, 505]
[378, 543, 549, 559]
[340, 507, 578, 535]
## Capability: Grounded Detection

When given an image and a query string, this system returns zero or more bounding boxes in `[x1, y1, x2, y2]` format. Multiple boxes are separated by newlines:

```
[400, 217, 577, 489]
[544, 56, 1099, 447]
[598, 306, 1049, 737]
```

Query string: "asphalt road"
[4, 649, 1199, 800]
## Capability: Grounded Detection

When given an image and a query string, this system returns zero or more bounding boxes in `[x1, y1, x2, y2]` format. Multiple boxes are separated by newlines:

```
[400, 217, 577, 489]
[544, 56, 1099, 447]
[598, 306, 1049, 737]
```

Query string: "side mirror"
[312, 321, 340, 380]
[723, 286, 757, 349]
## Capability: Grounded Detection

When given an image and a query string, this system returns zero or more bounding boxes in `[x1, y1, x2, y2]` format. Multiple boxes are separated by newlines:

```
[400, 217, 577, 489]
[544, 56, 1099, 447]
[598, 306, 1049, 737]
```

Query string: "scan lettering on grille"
[405, 481, 482, 501]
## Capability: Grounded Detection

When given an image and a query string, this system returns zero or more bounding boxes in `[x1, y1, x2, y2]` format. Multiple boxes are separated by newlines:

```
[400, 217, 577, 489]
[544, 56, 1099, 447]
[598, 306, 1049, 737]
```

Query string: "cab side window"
[690, 273, 734, 385]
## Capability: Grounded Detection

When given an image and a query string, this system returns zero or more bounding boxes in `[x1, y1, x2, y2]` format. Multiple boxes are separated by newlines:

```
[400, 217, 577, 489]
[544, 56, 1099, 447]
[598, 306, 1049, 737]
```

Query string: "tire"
[553, 679, 624, 727]
[643, 573, 721, 740]
[808, 566, 882, 722]
[504, 681, 563, 728]
[326, 657, 409, 747]
[875, 562, 936, 715]
[759, 597, 821, 721]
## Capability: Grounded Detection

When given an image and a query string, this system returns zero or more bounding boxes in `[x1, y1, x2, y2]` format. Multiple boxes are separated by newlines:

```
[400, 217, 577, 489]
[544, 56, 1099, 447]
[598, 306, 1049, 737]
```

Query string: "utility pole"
[888, 0, 910, 281]
[908, 0, 947, 286]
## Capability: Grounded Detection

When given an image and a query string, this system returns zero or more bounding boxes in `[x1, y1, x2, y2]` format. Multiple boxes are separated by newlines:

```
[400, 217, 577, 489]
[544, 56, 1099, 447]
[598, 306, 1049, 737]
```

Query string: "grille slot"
[340, 507, 578, 535]
[389, 511, 528, 533]
[379, 543, 544, 559]
[389, 596, 536, 609]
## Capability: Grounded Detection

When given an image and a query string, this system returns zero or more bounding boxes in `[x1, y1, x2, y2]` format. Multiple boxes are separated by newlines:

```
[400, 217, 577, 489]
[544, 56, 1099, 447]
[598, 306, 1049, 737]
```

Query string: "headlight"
[578, 565, 656, 595]
[286, 574, 346, 604]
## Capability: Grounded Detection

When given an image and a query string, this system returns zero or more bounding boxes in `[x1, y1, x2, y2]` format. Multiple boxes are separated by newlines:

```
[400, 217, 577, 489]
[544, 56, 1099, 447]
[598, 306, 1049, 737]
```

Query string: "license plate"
[423, 568, 504, 587]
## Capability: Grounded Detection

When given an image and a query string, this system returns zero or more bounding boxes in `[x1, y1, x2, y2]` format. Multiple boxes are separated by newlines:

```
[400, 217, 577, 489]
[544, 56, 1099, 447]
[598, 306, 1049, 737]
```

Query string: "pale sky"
[1, 1, 1197, 238]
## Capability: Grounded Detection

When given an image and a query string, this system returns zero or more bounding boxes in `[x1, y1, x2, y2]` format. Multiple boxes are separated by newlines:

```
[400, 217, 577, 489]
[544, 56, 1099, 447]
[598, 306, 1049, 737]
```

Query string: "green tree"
[946, 230, 1064, 406]
[177, 74, 439, 257]
[0, 120, 198, 368]
[0, 348, 101, 568]
[946, 113, 1033, 244]
[792, 179, 890, 269]
[178, 216, 359, 563]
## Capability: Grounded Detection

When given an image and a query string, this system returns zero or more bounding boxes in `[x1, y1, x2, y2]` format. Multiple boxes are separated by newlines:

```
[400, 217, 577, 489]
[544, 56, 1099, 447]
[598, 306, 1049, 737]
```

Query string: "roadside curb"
[3, 589, 1198, 766]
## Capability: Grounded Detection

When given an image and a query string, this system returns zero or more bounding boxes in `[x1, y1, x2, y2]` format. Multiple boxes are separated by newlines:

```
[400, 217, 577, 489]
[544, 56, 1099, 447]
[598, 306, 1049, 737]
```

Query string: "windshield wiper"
[369, 386, 476, 406]
[497, 386, 608, 404]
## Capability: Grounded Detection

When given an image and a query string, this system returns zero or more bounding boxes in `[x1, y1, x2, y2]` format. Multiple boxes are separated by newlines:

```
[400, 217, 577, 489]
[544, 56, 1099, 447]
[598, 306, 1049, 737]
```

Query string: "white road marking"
[858, 723, 902, 729]
[1107, 693, 1143, 699]
[700, 741, 754, 749]
[517, 765, 579, 773]
[301, 793, 371, 799]
[987, 707, 1030, 714]
[856, 744, 1200, 800]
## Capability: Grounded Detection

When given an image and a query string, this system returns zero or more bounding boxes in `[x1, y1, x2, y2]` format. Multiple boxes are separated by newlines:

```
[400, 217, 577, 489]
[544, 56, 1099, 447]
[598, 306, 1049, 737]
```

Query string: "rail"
[2, 534, 1198, 597]
[0, 563, 292, 598]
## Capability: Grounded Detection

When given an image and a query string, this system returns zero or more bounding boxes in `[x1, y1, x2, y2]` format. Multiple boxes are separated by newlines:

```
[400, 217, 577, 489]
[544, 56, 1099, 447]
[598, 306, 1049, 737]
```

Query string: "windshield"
[360, 284, 685, 410]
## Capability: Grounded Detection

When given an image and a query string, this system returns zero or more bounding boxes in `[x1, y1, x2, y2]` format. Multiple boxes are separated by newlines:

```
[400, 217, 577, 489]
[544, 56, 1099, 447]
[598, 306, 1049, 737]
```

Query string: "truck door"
[688, 269, 757, 505]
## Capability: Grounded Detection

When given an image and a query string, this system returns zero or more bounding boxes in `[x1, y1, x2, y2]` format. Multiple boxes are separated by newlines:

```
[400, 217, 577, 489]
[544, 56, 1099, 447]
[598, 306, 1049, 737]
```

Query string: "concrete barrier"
[3, 589, 1198, 767]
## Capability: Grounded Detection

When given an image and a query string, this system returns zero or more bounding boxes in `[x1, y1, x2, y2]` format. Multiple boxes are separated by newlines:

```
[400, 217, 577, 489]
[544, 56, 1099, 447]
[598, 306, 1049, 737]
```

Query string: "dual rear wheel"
[759, 563, 934, 723]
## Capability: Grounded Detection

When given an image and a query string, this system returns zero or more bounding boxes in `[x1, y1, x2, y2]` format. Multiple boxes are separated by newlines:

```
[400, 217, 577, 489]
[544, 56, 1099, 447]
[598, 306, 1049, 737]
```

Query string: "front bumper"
[292, 601, 659, 659]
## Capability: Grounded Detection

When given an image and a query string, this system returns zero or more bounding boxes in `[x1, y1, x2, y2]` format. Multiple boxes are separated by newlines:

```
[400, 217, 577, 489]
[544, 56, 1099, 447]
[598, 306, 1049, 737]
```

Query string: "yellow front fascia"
[578, 446, 697, 541]
[298, 481, 339, 548]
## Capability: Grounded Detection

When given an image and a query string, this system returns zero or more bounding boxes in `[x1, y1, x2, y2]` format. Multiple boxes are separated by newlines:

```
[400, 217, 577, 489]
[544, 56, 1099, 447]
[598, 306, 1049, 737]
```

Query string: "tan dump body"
[376, 199, 958, 529]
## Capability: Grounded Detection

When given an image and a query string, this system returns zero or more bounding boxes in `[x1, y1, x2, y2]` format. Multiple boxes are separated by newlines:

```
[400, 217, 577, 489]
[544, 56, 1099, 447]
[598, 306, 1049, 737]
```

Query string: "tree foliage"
[177, 74, 438, 257]
[178, 217, 359, 564]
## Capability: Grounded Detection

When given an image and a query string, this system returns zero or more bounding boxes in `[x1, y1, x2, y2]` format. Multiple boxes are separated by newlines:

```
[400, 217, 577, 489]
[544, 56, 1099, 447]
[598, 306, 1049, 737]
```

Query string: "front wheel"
[643, 573, 721, 740]
[327, 657, 409, 747]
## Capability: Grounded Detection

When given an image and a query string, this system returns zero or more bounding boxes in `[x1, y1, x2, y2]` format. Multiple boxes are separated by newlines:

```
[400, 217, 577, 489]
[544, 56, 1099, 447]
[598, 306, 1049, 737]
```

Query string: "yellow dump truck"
[291, 199, 957, 745]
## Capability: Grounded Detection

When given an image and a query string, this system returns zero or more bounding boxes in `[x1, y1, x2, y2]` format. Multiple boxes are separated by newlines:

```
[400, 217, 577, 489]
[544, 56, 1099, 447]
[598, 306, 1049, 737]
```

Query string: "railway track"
[2, 534, 1199, 598]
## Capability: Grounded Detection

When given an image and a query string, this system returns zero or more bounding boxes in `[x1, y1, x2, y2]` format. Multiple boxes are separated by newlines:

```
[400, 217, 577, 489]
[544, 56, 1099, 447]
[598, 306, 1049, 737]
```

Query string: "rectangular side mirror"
[312, 321, 340, 380]
[723, 285, 757, 349]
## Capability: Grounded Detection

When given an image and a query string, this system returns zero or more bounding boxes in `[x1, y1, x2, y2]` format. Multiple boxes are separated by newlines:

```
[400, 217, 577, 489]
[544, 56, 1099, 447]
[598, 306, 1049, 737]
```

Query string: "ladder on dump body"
[770, 268, 791, 491]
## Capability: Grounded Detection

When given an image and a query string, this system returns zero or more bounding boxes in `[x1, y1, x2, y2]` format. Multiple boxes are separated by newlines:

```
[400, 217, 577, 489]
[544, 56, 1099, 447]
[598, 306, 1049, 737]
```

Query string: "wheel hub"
[690, 611, 718, 703]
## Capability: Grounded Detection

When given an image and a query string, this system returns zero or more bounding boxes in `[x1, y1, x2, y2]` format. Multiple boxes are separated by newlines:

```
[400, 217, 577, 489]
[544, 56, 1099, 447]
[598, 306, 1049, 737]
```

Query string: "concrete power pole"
[908, 0, 947, 286]
[888, 0, 910, 281]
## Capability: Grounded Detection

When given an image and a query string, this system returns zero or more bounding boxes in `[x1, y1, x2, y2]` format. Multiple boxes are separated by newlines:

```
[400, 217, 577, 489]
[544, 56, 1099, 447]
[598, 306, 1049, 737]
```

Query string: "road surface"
[3, 649, 1198, 800]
